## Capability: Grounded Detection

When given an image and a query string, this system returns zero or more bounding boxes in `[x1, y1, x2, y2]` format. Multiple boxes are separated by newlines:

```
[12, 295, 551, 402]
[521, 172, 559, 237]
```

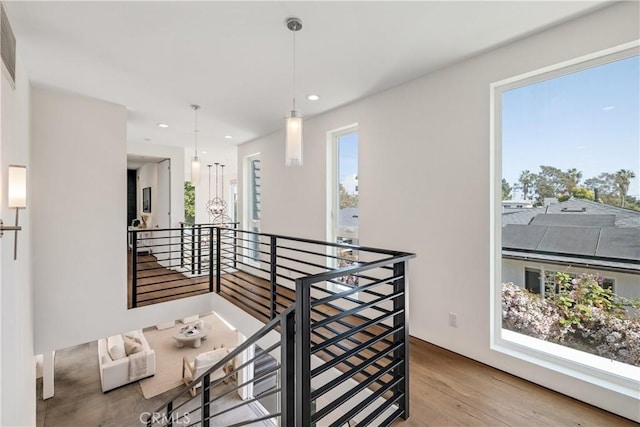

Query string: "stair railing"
[138, 225, 414, 426]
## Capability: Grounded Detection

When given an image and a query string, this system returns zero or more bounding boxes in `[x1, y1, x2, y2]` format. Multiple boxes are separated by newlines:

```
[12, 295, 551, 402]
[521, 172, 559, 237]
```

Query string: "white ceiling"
[5, 1, 607, 153]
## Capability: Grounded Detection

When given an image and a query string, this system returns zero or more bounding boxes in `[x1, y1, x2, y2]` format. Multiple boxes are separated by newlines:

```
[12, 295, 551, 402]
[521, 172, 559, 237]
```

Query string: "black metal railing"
[132, 225, 415, 426]
[128, 223, 238, 308]
[145, 307, 295, 427]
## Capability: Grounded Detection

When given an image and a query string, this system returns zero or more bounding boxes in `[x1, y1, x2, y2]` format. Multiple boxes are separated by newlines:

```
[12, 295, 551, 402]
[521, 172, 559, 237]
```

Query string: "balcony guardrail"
[130, 225, 415, 426]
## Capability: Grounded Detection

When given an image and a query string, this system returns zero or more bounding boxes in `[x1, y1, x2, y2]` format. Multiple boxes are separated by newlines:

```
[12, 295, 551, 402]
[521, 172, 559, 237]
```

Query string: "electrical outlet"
[448, 312, 457, 328]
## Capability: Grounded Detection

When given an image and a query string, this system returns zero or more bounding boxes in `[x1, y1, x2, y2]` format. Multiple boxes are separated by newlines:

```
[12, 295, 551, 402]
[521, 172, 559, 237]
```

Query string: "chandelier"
[206, 163, 232, 225]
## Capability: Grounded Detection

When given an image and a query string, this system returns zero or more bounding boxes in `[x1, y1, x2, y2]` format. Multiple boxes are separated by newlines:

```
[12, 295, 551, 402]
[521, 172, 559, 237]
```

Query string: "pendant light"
[190, 104, 201, 185]
[285, 17, 303, 167]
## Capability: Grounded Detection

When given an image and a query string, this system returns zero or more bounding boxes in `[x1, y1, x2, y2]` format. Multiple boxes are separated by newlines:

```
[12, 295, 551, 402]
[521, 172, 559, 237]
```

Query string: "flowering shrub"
[502, 273, 640, 366]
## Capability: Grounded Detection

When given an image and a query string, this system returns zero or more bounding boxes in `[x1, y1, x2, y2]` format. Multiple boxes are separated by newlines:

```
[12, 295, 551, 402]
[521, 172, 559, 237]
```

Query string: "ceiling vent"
[0, 2, 16, 88]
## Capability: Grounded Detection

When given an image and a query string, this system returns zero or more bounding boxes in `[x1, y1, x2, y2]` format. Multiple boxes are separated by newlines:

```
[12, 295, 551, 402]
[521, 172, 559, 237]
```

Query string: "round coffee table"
[173, 324, 211, 348]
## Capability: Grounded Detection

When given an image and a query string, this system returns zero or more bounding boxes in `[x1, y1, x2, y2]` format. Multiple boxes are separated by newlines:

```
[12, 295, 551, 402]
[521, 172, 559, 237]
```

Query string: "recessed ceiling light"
[157, 123, 169, 128]
[307, 94, 320, 101]
[224, 135, 233, 140]
[201, 151, 207, 154]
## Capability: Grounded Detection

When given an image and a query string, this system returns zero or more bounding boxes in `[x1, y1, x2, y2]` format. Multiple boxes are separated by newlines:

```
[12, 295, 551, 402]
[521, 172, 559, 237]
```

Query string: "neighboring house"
[502, 198, 640, 300]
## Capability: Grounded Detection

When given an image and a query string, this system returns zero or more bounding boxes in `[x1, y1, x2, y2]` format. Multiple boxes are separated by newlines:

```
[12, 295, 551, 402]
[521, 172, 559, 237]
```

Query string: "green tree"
[613, 169, 636, 208]
[572, 187, 595, 200]
[563, 168, 583, 194]
[502, 179, 512, 200]
[339, 183, 358, 209]
[184, 181, 195, 224]
[518, 170, 534, 200]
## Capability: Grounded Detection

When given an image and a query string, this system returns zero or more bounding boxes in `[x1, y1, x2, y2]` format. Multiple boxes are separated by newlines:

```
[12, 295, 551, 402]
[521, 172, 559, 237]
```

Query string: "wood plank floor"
[127, 251, 211, 308]
[400, 338, 636, 427]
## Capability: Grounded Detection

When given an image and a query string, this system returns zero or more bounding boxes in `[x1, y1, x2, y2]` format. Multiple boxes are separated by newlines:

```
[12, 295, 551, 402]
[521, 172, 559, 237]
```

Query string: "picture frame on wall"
[142, 187, 151, 213]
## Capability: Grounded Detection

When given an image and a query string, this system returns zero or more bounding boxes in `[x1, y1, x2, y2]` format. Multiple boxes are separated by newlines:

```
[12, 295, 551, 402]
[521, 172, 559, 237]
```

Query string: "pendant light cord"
[292, 28, 296, 112]
[194, 107, 199, 157]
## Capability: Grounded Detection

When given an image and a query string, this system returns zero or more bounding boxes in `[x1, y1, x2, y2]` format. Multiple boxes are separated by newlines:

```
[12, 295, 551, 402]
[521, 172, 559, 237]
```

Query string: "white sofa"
[97, 330, 156, 392]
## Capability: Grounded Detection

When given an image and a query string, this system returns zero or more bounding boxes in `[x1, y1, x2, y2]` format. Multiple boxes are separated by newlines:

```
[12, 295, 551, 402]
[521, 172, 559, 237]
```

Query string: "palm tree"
[613, 169, 636, 208]
[519, 170, 534, 200]
[564, 168, 583, 194]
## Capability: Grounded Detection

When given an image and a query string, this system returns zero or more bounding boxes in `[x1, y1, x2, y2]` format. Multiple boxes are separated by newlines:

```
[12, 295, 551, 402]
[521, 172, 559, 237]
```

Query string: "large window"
[492, 42, 640, 390]
[328, 126, 359, 290]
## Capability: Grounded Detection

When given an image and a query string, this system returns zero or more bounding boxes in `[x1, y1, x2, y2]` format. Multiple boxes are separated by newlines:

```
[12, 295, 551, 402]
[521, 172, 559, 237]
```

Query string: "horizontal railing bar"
[300, 254, 414, 287]
[309, 303, 394, 344]
[311, 325, 402, 378]
[310, 323, 394, 372]
[319, 299, 393, 330]
[311, 274, 402, 307]
[275, 263, 322, 278]
[331, 381, 404, 427]
[354, 395, 403, 427]
[312, 340, 402, 401]
[311, 310, 400, 355]
[136, 276, 208, 291]
[138, 282, 207, 295]
[218, 290, 271, 319]
[275, 272, 296, 283]
[308, 329, 392, 389]
[219, 284, 271, 309]
[220, 273, 272, 297]
[207, 367, 281, 408]
[137, 282, 209, 297]
[312, 358, 401, 424]
[219, 255, 270, 273]
[134, 225, 413, 258]
[275, 244, 362, 264]
[275, 290, 295, 304]
[312, 291, 404, 331]
[219, 283, 271, 305]
[133, 268, 205, 281]
[311, 313, 392, 350]
[275, 255, 335, 273]
[311, 284, 398, 317]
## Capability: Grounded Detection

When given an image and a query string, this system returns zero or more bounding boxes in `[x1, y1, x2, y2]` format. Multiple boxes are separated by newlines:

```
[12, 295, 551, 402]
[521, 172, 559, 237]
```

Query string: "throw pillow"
[107, 335, 126, 360]
[124, 335, 143, 355]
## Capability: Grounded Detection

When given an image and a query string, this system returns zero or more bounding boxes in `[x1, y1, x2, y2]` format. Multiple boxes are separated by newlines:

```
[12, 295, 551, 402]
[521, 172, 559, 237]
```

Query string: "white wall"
[0, 56, 35, 425]
[128, 142, 185, 228]
[32, 87, 213, 356]
[237, 3, 639, 420]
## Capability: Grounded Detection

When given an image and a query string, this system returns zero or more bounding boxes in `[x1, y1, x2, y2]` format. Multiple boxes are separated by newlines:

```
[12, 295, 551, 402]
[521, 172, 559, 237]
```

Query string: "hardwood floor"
[127, 251, 211, 308]
[400, 338, 636, 427]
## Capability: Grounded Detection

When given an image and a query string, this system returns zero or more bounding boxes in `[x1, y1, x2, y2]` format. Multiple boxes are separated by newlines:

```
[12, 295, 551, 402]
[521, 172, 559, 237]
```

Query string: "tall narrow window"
[328, 126, 358, 291]
[492, 43, 639, 389]
[246, 154, 261, 263]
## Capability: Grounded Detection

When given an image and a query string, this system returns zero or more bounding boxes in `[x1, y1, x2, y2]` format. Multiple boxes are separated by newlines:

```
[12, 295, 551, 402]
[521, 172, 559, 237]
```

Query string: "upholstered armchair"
[182, 346, 228, 396]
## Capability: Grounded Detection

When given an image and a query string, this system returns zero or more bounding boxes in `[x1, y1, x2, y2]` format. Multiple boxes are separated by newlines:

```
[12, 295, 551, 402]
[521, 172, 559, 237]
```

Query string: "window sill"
[494, 329, 640, 399]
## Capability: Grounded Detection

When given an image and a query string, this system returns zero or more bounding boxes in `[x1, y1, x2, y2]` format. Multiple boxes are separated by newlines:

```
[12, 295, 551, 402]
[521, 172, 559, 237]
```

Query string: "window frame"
[490, 40, 640, 395]
[244, 153, 261, 266]
[326, 124, 359, 293]
[328, 124, 359, 243]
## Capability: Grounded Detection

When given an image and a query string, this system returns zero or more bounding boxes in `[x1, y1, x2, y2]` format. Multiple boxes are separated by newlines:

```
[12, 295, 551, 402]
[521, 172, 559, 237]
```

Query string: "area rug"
[140, 312, 238, 399]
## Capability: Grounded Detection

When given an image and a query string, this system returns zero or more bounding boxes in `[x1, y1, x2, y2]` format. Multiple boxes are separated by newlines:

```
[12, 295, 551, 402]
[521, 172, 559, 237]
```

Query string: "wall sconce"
[0, 165, 27, 260]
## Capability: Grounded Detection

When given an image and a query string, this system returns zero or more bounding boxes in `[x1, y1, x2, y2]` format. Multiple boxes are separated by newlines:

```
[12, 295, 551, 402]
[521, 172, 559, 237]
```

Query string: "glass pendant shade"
[191, 157, 201, 185]
[285, 113, 303, 166]
[8, 165, 27, 208]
